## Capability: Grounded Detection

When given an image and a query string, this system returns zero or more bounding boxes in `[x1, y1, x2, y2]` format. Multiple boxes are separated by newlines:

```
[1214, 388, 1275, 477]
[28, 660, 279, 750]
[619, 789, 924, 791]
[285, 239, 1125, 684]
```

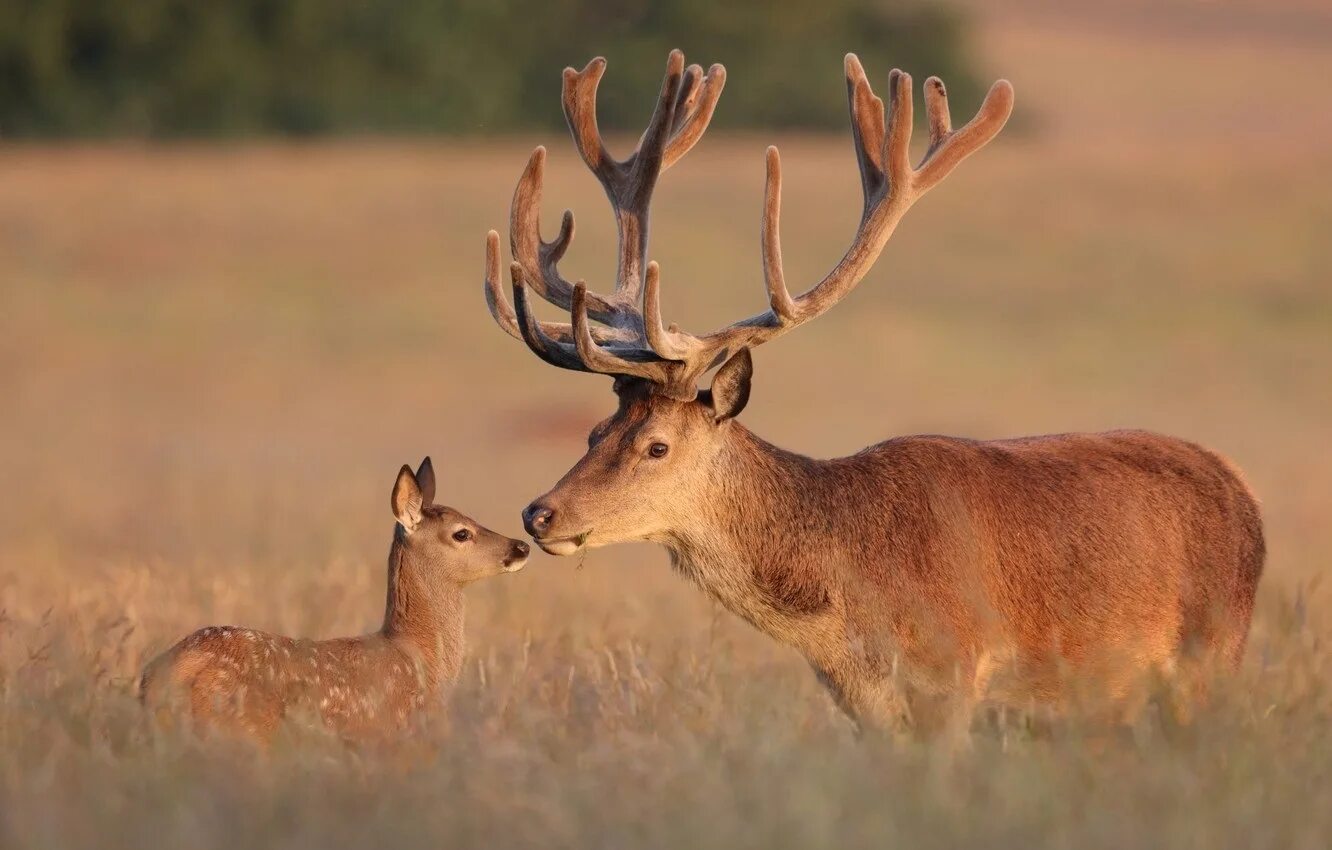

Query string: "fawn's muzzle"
[502, 540, 530, 571]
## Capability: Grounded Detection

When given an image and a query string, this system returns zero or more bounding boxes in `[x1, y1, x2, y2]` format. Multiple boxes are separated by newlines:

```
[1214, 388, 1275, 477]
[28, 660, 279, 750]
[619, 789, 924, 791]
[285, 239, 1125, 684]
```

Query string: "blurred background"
[3, 0, 1328, 590]
[1, 0, 1330, 846]
[0, 0, 988, 136]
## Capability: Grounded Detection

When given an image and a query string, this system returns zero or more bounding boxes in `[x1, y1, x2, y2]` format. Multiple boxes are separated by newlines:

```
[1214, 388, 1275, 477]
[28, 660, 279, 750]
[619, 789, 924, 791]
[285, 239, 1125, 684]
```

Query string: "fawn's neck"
[380, 537, 466, 689]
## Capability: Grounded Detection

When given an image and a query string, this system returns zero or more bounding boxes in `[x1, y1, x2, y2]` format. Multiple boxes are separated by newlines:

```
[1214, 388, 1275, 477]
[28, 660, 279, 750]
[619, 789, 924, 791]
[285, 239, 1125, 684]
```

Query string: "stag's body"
[140, 460, 528, 742]
[480, 51, 1265, 730]
[657, 419, 1262, 724]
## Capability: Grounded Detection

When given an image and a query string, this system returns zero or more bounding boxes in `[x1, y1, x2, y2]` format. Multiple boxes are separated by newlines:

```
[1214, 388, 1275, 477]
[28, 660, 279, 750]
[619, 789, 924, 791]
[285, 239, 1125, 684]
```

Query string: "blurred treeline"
[0, 0, 984, 137]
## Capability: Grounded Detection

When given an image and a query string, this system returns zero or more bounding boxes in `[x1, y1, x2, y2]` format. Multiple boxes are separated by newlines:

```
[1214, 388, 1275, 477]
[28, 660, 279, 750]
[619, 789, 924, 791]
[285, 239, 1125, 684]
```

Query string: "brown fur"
[524, 377, 1265, 731]
[139, 460, 528, 743]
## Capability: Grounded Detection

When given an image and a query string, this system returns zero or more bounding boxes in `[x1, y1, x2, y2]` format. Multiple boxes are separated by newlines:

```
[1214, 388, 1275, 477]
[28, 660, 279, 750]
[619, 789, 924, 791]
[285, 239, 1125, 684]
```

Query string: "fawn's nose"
[523, 503, 554, 537]
[511, 540, 530, 559]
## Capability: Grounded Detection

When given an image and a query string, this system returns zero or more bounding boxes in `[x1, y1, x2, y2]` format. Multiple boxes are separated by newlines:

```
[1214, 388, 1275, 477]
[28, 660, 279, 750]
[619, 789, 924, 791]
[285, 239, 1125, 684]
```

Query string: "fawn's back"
[140, 626, 432, 739]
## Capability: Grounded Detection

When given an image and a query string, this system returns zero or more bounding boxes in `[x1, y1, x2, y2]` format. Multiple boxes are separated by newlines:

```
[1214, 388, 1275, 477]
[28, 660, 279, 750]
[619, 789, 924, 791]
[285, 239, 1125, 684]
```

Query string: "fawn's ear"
[391, 464, 424, 532]
[415, 456, 436, 506]
[707, 348, 753, 422]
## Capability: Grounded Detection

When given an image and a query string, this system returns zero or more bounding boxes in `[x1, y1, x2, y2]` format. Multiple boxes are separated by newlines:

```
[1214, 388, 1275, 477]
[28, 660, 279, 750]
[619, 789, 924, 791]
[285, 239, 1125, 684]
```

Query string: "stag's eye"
[452, 529, 473, 543]
[648, 442, 669, 459]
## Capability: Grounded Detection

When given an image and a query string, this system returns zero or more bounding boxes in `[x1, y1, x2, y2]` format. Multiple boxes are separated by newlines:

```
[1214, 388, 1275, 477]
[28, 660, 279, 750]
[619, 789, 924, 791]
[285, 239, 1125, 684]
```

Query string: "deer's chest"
[668, 545, 844, 662]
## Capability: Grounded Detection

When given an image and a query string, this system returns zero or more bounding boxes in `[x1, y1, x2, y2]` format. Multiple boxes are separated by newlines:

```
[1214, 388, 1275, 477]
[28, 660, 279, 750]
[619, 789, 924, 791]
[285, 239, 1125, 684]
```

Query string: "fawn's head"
[391, 458, 529, 582]
[480, 50, 1012, 556]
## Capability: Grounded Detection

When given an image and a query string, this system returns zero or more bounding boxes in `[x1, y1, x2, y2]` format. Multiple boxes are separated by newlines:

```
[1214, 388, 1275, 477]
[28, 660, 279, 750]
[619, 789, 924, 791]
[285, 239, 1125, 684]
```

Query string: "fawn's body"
[140, 459, 528, 742]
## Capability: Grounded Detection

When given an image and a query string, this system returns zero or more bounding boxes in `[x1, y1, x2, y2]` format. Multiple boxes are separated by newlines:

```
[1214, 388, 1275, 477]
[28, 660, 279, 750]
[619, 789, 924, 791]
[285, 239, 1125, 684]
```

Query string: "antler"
[484, 52, 1013, 401]
[484, 50, 725, 394]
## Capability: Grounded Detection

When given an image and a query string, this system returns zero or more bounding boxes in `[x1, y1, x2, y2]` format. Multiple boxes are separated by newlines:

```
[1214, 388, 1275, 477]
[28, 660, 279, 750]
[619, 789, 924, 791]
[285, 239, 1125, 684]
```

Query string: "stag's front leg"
[816, 654, 990, 748]
[813, 664, 913, 739]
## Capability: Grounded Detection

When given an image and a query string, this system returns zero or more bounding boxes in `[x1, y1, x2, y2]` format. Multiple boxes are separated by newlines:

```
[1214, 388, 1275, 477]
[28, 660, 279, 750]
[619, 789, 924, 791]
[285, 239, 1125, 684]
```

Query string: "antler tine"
[562, 58, 612, 180]
[761, 146, 798, 323]
[643, 261, 695, 361]
[547, 209, 575, 266]
[885, 69, 914, 192]
[509, 147, 615, 320]
[663, 63, 726, 169]
[511, 264, 590, 370]
[484, 230, 522, 341]
[915, 78, 1015, 193]
[672, 65, 703, 134]
[845, 54, 887, 202]
[632, 50, 686, 176]
[923, 76, 953, 154]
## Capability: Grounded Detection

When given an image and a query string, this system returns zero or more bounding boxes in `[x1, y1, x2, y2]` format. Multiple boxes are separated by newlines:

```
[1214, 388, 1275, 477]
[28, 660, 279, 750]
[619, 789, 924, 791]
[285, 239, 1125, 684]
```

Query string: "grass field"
[2, 4, 1331, 847]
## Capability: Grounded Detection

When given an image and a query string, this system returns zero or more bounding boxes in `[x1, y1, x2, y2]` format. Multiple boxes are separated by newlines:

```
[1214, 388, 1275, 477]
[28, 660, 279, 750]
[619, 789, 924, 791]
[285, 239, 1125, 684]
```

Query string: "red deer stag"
[140, 459, 529, 742]
[482, 51, 1265, 730]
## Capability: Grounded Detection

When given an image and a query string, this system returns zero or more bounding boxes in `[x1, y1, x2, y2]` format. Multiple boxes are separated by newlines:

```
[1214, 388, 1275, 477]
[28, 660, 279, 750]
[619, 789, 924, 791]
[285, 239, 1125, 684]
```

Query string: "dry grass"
[2, 7, 1331, 848]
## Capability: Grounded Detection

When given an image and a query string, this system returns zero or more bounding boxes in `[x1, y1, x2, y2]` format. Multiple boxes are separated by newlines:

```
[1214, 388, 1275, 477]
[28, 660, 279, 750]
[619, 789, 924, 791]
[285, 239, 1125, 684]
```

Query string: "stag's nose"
[523, 502, 554, 537]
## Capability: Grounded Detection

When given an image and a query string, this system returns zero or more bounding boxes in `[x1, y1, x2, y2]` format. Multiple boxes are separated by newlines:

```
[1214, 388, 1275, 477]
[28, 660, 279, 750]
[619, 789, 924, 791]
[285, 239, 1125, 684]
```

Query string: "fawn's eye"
[452, 529, 472, 543]
[648, 442, 669, 459]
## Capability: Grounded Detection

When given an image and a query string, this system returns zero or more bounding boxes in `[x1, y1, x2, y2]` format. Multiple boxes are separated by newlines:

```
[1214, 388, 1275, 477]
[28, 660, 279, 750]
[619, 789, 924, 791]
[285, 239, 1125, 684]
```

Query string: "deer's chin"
[534, 534, 588, 557]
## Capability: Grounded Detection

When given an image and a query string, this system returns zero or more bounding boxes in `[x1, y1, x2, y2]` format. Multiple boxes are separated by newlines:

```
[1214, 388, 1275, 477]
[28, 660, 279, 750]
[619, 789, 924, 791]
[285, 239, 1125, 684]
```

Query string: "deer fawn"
[139, 458, 529, 742]
[480, 51, 1265, 732]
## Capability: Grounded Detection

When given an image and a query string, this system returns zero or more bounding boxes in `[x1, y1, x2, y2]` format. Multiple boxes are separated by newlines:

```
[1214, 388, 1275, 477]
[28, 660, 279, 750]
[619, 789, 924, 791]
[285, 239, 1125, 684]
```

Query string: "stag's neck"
[665, 423, 854, 663]
[380, 539, 466, 689]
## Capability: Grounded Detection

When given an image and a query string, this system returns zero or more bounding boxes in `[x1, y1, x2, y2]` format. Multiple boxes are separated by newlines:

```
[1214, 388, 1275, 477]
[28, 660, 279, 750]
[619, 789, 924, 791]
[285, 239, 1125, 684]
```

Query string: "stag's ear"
[391, 464, 424, 532]
[707, 349, 753, 422]
[415, 456, 436, 506]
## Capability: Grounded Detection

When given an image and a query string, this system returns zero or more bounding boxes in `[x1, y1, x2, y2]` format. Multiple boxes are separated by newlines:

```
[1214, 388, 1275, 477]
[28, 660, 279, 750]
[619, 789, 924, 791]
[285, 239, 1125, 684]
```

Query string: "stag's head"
[483, 51, 1013, 555]
[391, 458, 530, 580]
